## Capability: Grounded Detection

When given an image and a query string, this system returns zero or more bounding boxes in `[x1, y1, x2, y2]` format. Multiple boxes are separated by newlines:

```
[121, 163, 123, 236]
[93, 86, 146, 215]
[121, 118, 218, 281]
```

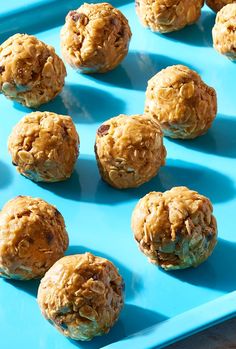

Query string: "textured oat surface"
[61, 2, 131, 73]
[38, 253, 124, 341]
[0, 33, 66, 107]
[0, 196, 68, 280]
[135, 0, 204, 33]
[131, 186, 217, 270]
[145, 65, 217, 139]
[95, 114, 166, 189]
[213, 3, 236, 60]
[8, 111, 79, 182]
[206, 0, 236, 12]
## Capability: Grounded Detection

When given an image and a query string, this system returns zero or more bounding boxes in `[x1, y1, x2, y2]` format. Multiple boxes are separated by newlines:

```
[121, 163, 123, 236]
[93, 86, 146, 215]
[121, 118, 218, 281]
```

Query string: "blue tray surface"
[0, 1, 236, 349]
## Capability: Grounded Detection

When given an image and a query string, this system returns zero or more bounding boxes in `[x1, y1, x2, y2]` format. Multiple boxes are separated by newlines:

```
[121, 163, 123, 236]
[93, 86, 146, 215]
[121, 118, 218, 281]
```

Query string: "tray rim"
[0, 1, 235, 348]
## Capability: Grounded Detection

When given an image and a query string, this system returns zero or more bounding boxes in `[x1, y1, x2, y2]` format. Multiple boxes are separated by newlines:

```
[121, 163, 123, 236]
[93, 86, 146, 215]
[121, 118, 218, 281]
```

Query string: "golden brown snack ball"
[212, 4, 236, 61]
[8, 111, 79, 183]
[95, 114, 166, 189]
[0, 196, 69, 280]
[135, 0, 204, 33]
[60, 2, 132, 73]
[145, 65, 217, 139]
[37, 253, 124, 341]
[0, 34, 66, 107]
[131, 187, 217, 270]
[206, 0, 236, 12]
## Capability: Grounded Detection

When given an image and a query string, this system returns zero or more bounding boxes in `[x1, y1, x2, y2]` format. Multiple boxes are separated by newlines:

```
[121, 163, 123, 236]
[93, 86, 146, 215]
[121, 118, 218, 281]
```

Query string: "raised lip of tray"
[1, 1, 235, 348]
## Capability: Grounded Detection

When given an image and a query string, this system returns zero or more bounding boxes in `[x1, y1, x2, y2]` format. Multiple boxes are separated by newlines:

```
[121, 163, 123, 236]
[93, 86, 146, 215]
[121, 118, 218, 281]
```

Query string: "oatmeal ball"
[135, 0, 204, 33]
[95, 114, 166, 189]
[212, 4, 236, 60]
[38, 253, 124, 341]
[206, 0, 236, 12]
[131, 187, 217, 270]
[145, 65, 217, 139]
[0, 196, 68, 280]
[8, 111, 79, 182]
[60, 2, 132, 73]
[0, 33, 66, 107]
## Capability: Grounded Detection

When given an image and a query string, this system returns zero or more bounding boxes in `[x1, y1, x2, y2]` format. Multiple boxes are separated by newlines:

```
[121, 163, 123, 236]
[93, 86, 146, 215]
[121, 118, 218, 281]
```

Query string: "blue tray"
[0, 1, 236, 348]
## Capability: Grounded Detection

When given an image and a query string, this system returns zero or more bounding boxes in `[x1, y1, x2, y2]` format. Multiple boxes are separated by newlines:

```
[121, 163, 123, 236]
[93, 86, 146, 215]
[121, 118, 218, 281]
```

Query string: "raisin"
[70, 11, 88, 25]
[97, 124, 110, 137]
[0, 66, 5, 74]
[45, 231, 54, 244]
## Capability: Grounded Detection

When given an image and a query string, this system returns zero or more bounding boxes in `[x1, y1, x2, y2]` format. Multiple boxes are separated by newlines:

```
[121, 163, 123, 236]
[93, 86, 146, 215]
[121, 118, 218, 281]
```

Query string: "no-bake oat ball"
[212, 3, 236, 61]
[131, 186, 217, 270]
[0, 196, 68, 280]
[60, 2, 132, 73]
[38, 253, 124, 341]
[135, 0, 204, 33]
[95, 114, 166, 189]
[206, 0, 236, 13]
[8, 111, 79, 182]
[145, 65, 217, 139]
[0, 34, 66, 107]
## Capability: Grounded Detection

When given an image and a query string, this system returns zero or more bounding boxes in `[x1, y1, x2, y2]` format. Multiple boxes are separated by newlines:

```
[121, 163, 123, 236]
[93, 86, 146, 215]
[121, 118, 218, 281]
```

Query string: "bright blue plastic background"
[0, 1, 236, 348]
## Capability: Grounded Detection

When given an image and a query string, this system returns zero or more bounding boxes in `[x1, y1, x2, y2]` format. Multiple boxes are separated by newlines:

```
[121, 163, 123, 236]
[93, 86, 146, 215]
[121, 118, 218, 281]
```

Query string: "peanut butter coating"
[0, 196, 68, 280]
[60, 2, 132, 73]
[145, 65, 217, 139]
[38, 253, 124, 341]
[131, 186, 217, 270]
[0, 34, 66, 107]
[95, 114, 166, 189]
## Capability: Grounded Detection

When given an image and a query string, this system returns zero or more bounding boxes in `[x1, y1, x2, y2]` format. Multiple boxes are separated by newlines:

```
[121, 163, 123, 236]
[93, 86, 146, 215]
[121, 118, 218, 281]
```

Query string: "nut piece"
[206, 0, 236, 12]
[37, 253, 124, 341]
[0, 196, 69, 280]
[135, 0, 204, 33]
[212, 3, 236, 61]
[60, 2, 132, 73]
[8, 111, 79, 182]
[95, 114, 166, 189]
[131, 186, 217, 270]
[0, 34, 66, 107]
[145, 65, 217, 139]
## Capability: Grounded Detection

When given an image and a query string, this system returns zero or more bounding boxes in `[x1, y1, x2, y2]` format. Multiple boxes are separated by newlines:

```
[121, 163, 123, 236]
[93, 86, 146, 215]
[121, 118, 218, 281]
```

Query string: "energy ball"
[37, 253, 124, 341]
[131, 186, 217, 270]
[135, 0, 204, 33]
[60, 2, 132, 73]
[145, 65, 217, 139]
[8, 111, 79, 182]
[206, 0, 236, 12]
[0, 34, 66, 108]
[95, 114, 166, 189]
[212, 3, 236, 61]
[0, 196, 68, 280]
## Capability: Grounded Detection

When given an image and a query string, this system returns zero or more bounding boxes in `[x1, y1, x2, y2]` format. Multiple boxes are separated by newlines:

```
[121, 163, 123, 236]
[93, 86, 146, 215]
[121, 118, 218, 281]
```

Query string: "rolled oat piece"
[135, 0, 204, 33]
[212, 3, 236, 60]
[206, 0, 236, 12]
[8, 111, 79, 182]
[37, 253, 124, 340]
[0, 34, 66, 107]
[0, 196, 69, 280]
[131, 186, 217, 270]
[145, 65, 217, 139]
[60, 2, 132, 73]
[95, 114, 166, 189]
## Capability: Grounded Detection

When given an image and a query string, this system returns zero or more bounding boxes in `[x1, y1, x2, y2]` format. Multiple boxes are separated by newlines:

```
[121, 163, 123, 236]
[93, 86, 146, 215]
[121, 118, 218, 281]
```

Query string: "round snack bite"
[95, 114, 166, 189]
[60, 2, 132, 73]
[0, 196, 68, 280]
[131, 186, 217, 270]
[0, 34, 66, 107]
[8, 111, 79, 182]
[135, 0, 204, 33]
[37, 253, 124, 341]
[206, 0, 236, 12]
[145, 65, 217, 139]
[212, 3, 236, 61]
